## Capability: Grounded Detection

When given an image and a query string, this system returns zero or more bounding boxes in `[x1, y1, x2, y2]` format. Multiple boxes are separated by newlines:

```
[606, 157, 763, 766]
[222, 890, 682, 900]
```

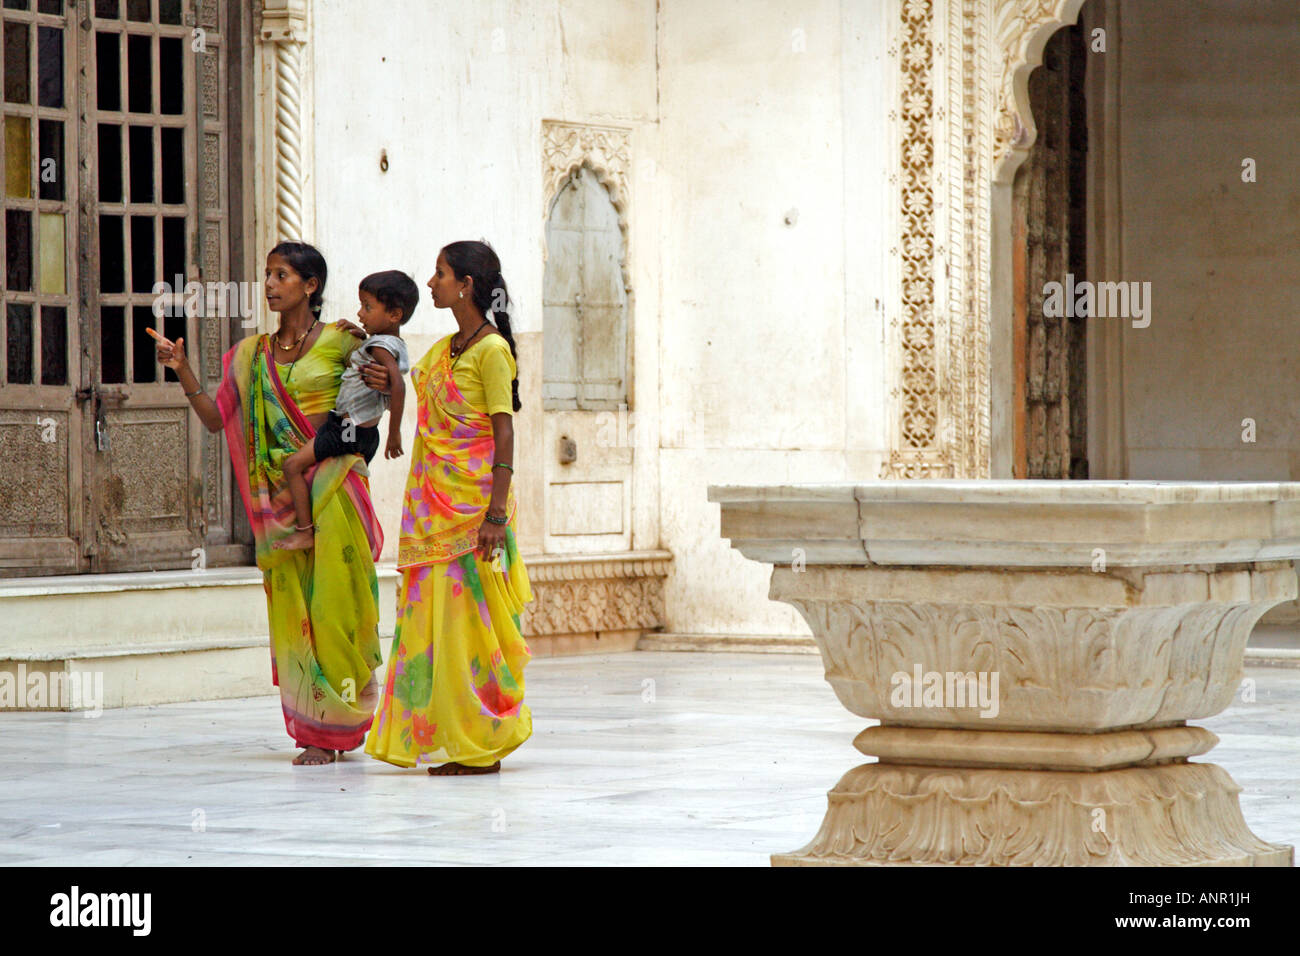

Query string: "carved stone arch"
[992, 0, 1091, 185]
[540, 121, 632, 291]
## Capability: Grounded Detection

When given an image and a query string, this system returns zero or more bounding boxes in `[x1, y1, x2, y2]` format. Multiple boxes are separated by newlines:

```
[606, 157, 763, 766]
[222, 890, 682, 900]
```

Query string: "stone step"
[640, 632, 1300, 667]
[1245, 647, 1300, 668]
[1245, 624, 1300, 668]
[638, 631, 818, 655]
[0, 566, 402, 711]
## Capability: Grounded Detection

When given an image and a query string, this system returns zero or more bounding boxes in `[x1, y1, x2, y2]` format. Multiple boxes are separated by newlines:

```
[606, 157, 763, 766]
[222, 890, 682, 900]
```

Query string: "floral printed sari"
[365, 335, 533, 768]
[217, 333, 384, 751]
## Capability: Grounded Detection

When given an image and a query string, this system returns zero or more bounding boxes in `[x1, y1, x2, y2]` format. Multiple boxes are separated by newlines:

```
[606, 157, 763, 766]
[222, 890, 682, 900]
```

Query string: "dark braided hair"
[441, 240, 521, 411]
[269, 240, 327, 317]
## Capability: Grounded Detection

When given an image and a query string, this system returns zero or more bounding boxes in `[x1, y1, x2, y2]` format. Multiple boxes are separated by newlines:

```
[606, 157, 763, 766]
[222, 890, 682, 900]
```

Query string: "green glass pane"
[4, 114, 30, 198]
[38, 211, 64, 294]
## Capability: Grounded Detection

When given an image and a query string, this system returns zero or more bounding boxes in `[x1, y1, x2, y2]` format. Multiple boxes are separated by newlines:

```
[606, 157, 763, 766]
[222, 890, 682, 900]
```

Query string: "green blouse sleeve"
[335, 325, 362, 360]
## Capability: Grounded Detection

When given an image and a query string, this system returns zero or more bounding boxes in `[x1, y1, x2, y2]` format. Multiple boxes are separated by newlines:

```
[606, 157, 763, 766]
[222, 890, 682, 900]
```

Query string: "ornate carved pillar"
[883, 0, 994, 479]
[711, 480, 1295, 866]
[881, 0, 1097, 480]
[255, 0, 313, 258]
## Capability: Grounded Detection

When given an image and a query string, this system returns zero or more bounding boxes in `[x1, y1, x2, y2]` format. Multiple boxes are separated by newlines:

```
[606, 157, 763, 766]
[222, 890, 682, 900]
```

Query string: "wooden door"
[84, 0, 203, 572]
[1012, 21, 1089, 479]
[0, 0, 246, 576]
[0, 0, 83, 573]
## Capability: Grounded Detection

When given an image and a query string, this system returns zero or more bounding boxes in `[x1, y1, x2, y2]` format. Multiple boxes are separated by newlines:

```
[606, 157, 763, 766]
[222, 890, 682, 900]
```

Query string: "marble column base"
[774, 762, 1292, 867]
[708, 481, 1300, 867]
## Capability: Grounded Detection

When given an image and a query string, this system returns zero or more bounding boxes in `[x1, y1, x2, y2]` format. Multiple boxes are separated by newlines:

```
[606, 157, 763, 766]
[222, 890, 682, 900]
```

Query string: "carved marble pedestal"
[708, 481, 1298, 866]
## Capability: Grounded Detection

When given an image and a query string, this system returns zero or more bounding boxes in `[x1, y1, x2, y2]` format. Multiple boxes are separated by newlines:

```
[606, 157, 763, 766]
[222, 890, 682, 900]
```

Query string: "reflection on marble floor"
[0, 652, 1295, 866]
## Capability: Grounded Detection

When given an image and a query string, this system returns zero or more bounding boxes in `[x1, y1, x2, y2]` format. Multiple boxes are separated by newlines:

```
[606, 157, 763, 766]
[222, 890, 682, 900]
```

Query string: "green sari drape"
[217, 331, 383, 750]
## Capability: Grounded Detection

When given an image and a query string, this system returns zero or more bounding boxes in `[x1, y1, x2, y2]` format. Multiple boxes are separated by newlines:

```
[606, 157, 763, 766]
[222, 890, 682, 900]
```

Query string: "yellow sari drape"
[366, 335, 533, 768]
[217, 332, 383, 751]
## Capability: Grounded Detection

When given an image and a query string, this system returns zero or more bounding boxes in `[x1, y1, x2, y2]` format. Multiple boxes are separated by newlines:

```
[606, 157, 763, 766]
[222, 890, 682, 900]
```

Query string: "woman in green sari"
[155, 241, 388, 766]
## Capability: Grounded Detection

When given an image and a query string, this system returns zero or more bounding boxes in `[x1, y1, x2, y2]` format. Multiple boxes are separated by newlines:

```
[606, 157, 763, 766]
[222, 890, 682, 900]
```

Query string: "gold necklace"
[281, 318, 318, 386]
[276, 320, 315, 351]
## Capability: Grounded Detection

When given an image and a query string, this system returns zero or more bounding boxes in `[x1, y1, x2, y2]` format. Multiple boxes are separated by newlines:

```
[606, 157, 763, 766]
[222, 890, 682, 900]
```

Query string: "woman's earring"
[458, 291, 464, 299]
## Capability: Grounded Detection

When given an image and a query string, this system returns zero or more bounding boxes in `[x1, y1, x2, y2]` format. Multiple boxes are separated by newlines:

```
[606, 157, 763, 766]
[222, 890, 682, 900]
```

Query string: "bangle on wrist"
[184, 387, 203, 398]
[492, 462, 513, 472]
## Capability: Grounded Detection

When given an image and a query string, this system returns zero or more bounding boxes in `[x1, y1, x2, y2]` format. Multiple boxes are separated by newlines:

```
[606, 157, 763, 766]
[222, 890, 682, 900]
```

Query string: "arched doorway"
[1002, 0, 1300, 483]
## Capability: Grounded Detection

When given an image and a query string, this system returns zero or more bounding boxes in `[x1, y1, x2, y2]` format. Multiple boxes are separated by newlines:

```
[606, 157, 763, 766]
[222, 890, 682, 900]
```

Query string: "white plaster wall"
[1116, 0, 1300, 479]
[305, 0, 896, 638]
[657, 0, 894, 635]
[308, 0, 658, 561]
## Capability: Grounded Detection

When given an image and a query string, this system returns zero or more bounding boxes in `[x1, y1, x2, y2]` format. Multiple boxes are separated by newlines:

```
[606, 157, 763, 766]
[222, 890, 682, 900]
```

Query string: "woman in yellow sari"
[365, 240, 534, 775]
[155, 241, 387, 766]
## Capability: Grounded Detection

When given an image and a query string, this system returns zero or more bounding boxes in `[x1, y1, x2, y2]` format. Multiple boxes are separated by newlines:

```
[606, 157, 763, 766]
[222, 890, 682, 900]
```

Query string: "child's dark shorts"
[314, 410, 380, 465]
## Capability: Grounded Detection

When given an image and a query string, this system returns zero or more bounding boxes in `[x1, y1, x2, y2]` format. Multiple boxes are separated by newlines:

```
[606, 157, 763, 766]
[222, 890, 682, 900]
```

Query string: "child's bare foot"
[274, 529, 315, 551]
[292, 746, 336, 765]
[427, 760, 500, 776]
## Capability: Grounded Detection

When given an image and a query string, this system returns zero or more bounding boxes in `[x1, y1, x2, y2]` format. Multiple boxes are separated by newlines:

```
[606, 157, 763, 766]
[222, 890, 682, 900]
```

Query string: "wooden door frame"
[0, 2, 85, 575]
[209, 0, 253, 565]
[0, 0, 253, 577]
[1083, 0, 1126, 479]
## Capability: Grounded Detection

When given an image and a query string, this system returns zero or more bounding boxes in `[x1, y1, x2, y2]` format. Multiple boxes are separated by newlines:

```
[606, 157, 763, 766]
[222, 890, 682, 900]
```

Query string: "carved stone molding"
[542, 122, 630, 220]
[882, 0, 1097, 478]
[884, 0, 994, 479]
[260, 0, 307, 42]
[712, 482, 1299, 865]
[882, 0, 944, 478]
[779, 763, 1288, 866]
[781, 576, 1277, 731]
[259, 0, 309, 243]
[521, 550, 670, 637]
[992, 0, 1089, 179]
[768, 563, 1293, 866]
[541, 121, 632, 282]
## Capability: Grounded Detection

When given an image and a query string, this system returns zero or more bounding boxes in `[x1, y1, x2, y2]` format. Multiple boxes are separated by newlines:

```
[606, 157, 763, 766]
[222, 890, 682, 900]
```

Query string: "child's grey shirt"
[333, 334, 409, 424]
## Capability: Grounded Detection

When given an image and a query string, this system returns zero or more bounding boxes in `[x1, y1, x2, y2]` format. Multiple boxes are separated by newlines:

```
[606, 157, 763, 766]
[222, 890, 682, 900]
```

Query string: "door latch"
[78, 385, 124, 453]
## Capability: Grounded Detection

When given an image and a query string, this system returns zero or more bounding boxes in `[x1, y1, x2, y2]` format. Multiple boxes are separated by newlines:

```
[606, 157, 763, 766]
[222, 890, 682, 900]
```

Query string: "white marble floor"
[0, 652, 1296, 866]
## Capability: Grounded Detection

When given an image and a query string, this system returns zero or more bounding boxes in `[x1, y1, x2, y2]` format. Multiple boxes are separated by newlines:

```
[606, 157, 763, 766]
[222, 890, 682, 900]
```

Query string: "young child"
[275, 270, 416, 551]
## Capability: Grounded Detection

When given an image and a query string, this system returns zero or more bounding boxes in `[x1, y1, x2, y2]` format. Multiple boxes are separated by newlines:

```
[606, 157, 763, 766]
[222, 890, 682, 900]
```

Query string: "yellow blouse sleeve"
[477, 341, 516, 416]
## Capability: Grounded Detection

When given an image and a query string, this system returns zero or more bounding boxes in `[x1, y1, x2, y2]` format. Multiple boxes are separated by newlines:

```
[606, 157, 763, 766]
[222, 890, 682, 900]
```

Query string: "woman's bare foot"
[292, 746, 336, 765]
[274, 529, 315, 551]
[427, 760, 501, 776]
